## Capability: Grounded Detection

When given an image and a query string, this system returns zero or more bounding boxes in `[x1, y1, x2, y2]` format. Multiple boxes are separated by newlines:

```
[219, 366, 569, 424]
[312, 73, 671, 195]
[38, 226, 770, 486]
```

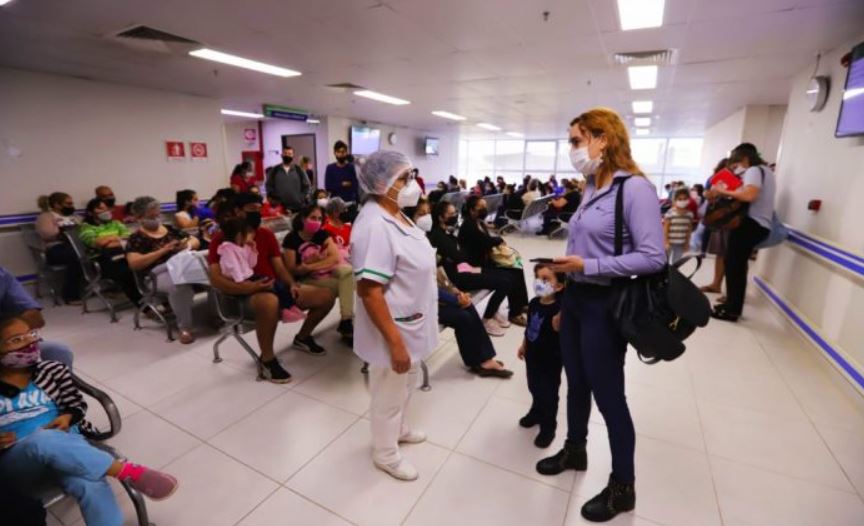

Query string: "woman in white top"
[34, 192, 83, 303]
[351, 150, 438, 482]
[522, 179, 541, 206]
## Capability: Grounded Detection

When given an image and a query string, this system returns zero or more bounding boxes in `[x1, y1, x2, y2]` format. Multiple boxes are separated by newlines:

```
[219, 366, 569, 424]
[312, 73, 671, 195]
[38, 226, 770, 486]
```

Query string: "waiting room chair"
[499, 195, 553, 235]
[20, 223, 64, 306]
[132, 270, 175, 341]
[547, 211, 575, 239]
[41, 374, 152, 526]
[63, 229, 124, 322]
[441, 191, 465, 216]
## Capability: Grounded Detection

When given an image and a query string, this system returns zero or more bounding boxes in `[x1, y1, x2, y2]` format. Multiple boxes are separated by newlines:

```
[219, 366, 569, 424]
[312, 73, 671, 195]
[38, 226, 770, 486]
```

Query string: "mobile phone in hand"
[529, 258, 554, 264]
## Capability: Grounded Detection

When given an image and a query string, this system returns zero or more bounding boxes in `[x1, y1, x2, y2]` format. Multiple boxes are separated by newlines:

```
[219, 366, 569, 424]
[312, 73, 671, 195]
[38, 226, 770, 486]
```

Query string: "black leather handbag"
[610, 177, 711, 364]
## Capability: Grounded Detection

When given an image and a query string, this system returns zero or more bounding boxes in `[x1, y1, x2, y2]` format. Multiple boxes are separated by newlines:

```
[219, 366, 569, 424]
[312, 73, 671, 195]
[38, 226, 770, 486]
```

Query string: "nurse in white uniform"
[351, 150, 438, 481]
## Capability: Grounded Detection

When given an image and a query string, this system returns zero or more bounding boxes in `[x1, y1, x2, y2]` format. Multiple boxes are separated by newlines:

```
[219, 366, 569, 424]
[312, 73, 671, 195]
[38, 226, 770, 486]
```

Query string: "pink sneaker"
[118, 463, 178, 501]
[281, 306, 306, 323]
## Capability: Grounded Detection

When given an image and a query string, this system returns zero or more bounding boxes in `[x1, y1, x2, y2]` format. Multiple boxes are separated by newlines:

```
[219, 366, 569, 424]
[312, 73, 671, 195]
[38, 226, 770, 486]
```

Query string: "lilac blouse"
[565, 171, 666, 285]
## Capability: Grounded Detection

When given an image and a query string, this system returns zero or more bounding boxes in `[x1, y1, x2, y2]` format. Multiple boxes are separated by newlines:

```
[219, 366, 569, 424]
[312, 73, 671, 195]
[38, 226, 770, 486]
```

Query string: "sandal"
[699, 285, 722, 294]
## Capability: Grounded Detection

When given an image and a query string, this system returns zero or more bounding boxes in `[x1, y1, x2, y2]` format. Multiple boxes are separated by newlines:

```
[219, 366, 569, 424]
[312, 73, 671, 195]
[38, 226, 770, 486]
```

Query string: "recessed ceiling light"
[477, 123, 501, 131]
[431, 110, 467, 121]
[632, 100, 654, 114]
[190, 48, 301, 78]
[634, 117, 652, 127]
[635, 128, 650, 136]
[505, 132, 525, 138]
[628, 65, 658, 90]
[617, 0, 665, 31]
[221, 109, 264, 119]
[354, 90, 410, 105]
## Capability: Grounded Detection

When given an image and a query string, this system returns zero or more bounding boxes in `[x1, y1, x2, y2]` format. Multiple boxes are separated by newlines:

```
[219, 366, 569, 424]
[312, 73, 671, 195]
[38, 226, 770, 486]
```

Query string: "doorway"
[281, 133, 318, 188]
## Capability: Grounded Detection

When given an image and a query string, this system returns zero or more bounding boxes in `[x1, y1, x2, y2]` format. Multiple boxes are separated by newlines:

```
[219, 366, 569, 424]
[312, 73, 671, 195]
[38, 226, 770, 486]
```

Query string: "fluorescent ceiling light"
[632, 100, 653, 114]
[354, 90, 410, 105]
[634, 117, 652, 127]
[221, 109, 264, 119]
[306, 118, 321, 124]
[190, 48, 301, 78]
[628, 65, 658, 90]
[506, 132, 525, 138]
[431, 110, 467, 121]
[617, 0, 665, 31]
[0, 0, 16, 6]
[635, 128, 650, 136]
[477, 123, 501, 131]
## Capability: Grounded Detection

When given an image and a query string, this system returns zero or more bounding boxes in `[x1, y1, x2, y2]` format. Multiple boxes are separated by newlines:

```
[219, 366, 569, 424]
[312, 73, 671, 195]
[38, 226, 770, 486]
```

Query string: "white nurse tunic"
[350, 201, 439, 367]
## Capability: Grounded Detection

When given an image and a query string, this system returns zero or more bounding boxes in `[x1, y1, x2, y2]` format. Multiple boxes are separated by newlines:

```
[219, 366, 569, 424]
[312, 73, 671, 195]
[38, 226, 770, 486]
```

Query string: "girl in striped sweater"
[0, 316, 178, 526]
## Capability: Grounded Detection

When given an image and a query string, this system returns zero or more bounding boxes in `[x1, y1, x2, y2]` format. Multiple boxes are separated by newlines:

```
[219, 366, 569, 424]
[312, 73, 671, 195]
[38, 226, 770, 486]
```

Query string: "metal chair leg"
[120, 480, 154, 526]
[212, 333, 228, 363]
[420, 360, 431, 391]
[361, 362, 369, 374]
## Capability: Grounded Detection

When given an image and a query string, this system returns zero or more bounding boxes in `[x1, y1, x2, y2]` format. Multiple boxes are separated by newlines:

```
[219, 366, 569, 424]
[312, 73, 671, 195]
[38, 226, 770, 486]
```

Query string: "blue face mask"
[533, 279, 556, 298]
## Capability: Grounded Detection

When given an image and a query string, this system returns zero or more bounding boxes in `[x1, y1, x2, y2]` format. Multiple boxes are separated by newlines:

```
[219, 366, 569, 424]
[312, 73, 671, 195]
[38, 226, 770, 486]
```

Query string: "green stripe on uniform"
[354, 268, 393, 280]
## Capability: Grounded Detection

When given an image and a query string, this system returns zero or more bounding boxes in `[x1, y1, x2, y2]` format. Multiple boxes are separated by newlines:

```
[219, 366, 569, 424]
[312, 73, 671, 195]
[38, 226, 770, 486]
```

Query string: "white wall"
[327, 116, 459, 186]
[261, 118, 329, 176]
[0, 67, 229, 214]
[756, 32, 864, 380]
[222, 120, 261, 170]
[700, 108, 747, 175]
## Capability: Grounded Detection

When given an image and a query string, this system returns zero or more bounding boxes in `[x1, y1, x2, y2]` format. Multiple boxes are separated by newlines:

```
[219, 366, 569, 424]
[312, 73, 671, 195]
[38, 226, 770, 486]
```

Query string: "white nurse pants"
[369, 363, 419, 465]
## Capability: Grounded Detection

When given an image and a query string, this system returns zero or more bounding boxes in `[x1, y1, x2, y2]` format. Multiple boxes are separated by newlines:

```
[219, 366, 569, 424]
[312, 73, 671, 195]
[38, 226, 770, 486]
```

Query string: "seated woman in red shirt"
[321, 197, 352, 250]
[229, 162, 254, 193]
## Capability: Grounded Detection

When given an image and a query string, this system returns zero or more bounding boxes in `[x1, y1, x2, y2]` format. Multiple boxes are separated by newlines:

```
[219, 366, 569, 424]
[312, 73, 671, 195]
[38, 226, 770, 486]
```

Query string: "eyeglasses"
[2, 330, 39, 349]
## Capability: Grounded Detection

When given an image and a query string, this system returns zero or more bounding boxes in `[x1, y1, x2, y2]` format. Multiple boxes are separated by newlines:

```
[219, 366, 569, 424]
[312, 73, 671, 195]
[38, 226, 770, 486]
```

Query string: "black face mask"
[444, 216, 458, 227]
[335, 155, 347, 165]
[60, 206, 75, 216]
[282, 156, 293, 165]
[475, 208, 488, 219]
[339, 212, 351, 223]
[245, 211, 262, 229]
[104, 198, 116, 208]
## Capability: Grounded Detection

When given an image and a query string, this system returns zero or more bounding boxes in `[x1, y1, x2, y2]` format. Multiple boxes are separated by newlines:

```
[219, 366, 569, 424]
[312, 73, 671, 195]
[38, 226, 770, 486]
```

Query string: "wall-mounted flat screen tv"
[424, 137, 440, 157]
[350, 126, 381, 155]
[836, 41, 864, 138]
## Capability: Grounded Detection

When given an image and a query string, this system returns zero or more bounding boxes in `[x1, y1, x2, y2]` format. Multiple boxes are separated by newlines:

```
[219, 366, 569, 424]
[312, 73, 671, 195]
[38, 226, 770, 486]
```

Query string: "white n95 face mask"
[733, 165, 746, 175]
[569, 147, 601, 175]
[416, 214, 433, 232]
[396, 179, 422, 208]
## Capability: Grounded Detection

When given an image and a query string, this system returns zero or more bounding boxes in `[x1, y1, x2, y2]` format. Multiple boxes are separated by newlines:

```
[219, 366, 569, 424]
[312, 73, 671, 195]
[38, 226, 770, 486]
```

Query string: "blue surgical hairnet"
[358, 150, 412, 195]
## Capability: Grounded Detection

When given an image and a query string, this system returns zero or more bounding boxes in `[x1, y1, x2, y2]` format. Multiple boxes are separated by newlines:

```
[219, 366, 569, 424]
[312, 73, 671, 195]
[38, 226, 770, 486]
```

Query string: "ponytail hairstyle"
[570, 107, 644, 180]
[37, 192, 71, 212]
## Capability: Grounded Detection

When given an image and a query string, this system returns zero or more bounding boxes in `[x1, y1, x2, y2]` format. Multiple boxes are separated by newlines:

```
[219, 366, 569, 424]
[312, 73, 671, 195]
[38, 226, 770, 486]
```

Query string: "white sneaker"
[494, 312, 511, 328]
[374, 460, 419, 481]
[399, 430, 427, 444]
[483, 318, 505, 337]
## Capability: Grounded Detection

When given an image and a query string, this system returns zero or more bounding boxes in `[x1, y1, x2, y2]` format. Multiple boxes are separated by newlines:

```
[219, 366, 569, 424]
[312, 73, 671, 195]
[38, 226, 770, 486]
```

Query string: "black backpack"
[610, 177, 711, 364]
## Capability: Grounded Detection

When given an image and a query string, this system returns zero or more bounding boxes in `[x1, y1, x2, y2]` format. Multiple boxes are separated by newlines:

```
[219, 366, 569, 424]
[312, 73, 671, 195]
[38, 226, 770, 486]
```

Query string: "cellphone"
[529, 258, 554, 264]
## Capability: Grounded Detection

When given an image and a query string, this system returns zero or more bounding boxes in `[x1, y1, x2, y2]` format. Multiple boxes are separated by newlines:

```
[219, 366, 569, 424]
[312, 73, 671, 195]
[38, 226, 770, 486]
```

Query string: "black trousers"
[97, 254, 143, 305]
[438, 302, 497, 367]
[525, 343, 562, 431]
[483, 266, 529, 317]
[560, 283, 635, 484]
[45, 243, 82, 302]
[451, 271, 510, 319]
[724, 217, 768, 315]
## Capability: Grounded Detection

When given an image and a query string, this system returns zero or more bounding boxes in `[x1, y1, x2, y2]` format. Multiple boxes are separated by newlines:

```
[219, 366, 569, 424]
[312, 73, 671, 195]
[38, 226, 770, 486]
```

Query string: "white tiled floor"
[38, 236, 864, 526]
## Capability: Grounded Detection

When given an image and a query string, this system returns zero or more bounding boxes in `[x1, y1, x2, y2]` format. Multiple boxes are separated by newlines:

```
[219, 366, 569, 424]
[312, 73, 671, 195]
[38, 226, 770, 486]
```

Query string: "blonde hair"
[37, 192, 70, 212]
[570, 108, 644, 179]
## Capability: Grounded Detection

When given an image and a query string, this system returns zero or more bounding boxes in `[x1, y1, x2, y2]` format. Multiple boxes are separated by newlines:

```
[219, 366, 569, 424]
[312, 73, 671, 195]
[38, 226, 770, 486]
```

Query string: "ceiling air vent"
[613, 49, 678, 67]
[325, 82, 366, 93]
[108, 25, 200, 54]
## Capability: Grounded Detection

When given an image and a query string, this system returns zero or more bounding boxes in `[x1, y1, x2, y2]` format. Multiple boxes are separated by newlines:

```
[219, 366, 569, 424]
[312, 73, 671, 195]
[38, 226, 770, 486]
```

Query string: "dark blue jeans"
[438, 301, 496, 367]
[559, 283, 635, 484]
[525, 343, 562, 432]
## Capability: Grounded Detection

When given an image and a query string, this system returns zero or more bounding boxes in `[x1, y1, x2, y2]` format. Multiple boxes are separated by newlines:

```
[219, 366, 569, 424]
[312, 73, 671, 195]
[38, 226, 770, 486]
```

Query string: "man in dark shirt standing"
[324, 141, 359, 203]
[265, 145, 311, 213]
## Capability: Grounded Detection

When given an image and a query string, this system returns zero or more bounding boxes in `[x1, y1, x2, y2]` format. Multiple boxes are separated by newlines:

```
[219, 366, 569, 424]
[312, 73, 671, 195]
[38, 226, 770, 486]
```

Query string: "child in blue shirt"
[517, 264, 565, 448]
[0, 316, 179, 526]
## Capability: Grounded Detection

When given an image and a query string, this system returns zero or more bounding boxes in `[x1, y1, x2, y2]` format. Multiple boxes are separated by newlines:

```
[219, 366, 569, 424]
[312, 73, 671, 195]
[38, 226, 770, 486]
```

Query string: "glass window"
[495, 140, 525, 171]
[556, 139, 577, 174]
[525, 141, 557, 172]
[631, 138, 667, 174]
[665, 138, 703, 174]
[458, 140, 468, 179]
[466, 140, 495, 178]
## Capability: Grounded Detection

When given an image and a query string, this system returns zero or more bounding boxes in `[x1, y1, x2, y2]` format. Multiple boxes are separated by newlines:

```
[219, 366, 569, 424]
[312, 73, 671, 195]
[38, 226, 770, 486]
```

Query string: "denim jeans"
[0, 430, 122, 526]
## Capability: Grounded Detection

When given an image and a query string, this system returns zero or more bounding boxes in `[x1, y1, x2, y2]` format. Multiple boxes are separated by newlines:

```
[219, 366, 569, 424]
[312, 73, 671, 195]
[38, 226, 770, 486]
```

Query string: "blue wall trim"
[786, 228, 864, 279]
[754, 276, 864, 393]
[0, 203, 178, 227]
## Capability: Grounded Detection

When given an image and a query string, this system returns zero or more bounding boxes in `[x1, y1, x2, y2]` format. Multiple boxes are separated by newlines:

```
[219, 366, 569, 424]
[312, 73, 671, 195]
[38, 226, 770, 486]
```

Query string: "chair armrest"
[72, 373, 121, 440]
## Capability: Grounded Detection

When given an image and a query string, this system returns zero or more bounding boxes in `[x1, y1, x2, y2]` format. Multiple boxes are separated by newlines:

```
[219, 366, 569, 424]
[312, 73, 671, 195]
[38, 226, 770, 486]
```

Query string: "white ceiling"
[1, 0, 862, 138]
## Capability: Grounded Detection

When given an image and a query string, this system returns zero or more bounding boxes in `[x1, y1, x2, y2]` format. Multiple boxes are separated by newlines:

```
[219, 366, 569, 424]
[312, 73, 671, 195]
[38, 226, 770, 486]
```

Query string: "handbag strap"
[613, 176, 632, 257]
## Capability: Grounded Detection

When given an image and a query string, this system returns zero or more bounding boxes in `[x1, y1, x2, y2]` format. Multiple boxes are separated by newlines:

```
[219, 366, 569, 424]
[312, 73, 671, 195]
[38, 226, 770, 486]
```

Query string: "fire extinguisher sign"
[165, 141, 186, 161]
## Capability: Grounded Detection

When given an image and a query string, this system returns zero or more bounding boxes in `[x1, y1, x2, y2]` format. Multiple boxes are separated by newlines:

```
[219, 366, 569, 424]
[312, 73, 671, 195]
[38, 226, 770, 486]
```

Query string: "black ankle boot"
[535, 439, 587, 475]
[580, 475, 636, 522]
[519, 412, 539, 428]
[534, 427, 555, 448]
